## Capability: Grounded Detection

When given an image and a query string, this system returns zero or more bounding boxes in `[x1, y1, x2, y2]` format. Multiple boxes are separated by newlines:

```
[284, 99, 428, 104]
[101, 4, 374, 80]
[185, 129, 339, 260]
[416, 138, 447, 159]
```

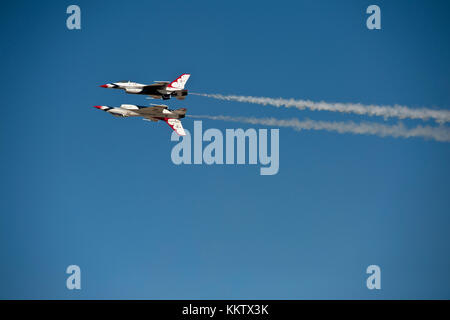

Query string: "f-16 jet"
[93, 104, 187, 136]
[99, 73, 190, 100]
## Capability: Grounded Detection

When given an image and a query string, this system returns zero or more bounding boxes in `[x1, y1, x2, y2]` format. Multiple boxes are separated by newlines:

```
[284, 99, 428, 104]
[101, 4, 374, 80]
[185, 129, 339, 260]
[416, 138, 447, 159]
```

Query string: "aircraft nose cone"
[93, 105, 103, 109]
[99, 84, 109, 88]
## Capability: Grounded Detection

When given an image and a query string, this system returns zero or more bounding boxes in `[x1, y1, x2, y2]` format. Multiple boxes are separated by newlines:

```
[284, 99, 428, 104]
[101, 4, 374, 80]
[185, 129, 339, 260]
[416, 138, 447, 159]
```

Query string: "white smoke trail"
[191, 93, 450, 124]
[188, 115, 450, 142]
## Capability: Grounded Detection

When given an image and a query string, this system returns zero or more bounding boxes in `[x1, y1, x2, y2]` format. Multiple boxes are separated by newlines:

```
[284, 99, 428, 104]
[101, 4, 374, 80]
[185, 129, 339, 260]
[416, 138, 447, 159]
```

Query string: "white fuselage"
[97, 104, 177, 118]
[100, 74, 190, 100]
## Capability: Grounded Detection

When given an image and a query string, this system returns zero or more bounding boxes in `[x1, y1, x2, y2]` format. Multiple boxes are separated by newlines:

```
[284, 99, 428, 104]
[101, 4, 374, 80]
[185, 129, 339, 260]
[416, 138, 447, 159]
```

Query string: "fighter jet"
[99, 73, 190, 100]
[93, 104, 187, 136]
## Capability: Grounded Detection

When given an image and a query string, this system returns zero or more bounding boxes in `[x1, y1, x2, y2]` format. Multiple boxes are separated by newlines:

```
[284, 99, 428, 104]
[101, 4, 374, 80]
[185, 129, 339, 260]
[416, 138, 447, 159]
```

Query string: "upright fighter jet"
[100, 73, 190, 100]
[93, 104, 187, 136]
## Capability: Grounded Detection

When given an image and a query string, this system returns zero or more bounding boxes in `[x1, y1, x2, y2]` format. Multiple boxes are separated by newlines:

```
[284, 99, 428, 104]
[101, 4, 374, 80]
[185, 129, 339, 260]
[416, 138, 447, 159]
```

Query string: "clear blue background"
[0, 0, 449, 299]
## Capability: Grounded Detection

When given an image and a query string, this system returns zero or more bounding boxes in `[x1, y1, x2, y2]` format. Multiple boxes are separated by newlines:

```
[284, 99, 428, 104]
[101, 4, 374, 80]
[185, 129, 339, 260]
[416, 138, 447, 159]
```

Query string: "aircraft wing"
[143, 83, 167, 88]
[164, 118, 186, 136]
[146, 95, 164, 99]
[142, 117, 159, 122]
[136, 105, 168, 114]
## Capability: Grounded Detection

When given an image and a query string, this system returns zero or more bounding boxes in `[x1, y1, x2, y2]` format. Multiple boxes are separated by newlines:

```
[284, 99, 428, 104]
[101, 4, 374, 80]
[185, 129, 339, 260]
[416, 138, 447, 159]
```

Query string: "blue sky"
[0, 0, 449, 299]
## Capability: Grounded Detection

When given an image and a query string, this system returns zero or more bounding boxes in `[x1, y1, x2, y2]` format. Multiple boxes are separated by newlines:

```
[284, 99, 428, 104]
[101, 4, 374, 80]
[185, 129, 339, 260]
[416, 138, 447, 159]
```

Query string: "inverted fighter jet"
[93, 104, 187, 136]
[99, 73, 190, 100]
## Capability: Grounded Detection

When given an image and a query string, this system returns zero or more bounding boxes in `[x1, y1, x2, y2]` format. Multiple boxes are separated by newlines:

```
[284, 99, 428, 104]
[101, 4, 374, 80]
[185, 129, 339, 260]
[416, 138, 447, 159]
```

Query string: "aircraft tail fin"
[164, 118, 186, 136]
[167, 73, 190, 89]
